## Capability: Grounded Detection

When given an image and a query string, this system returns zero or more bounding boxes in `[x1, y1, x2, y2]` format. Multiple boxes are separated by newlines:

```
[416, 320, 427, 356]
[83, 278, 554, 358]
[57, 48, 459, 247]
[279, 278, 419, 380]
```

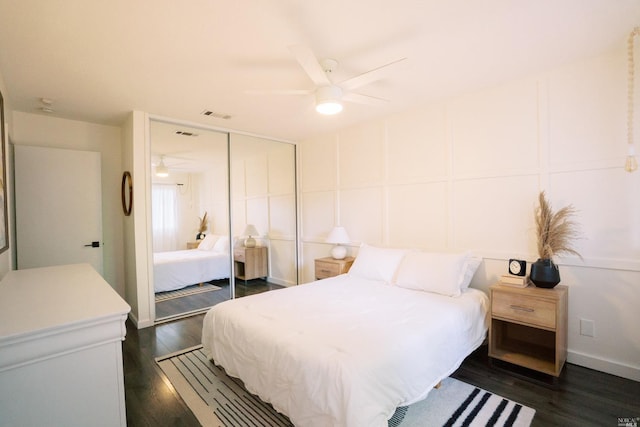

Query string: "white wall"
[10, 112, 125, 296]
[121, 114, 139, 322]
[299, 46, 640, 381]
[123, 111, 154, 328]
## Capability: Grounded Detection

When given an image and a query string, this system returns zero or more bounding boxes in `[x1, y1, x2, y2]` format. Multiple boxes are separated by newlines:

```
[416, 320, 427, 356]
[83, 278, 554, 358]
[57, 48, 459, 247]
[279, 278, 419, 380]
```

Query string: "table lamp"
[243, 224, 259, 248]
[326, 226, 350, 259]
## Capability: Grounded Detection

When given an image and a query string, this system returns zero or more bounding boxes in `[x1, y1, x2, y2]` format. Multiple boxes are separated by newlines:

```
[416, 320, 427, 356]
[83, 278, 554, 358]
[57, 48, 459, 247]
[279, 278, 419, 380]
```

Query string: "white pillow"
[197, 234, 219, 251]
[348, 244, 407, 283]
[212, 235, 230, 253]
[459, 256, 482, 289]
[394, 251, 470, 297]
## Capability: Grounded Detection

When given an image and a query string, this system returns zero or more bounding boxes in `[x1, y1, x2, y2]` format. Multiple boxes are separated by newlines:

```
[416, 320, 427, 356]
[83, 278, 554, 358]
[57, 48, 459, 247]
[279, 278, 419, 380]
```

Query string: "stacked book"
[499, 274, 532, 288]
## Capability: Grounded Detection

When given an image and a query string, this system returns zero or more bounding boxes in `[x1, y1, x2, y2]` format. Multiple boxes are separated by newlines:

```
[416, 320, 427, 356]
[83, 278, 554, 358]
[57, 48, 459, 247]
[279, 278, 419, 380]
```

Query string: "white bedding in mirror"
[153, 250, 230, 293]
[202, 275, 489, 427]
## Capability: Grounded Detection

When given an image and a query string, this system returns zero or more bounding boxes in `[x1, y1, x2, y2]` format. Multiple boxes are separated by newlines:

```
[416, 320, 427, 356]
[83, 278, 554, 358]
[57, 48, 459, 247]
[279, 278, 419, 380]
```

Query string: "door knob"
[84, 241, 100, 248]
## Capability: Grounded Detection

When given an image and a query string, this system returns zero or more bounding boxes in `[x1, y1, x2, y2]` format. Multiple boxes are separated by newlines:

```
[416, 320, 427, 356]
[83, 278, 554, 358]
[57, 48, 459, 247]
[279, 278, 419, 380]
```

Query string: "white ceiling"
[0, 0, 638, 142]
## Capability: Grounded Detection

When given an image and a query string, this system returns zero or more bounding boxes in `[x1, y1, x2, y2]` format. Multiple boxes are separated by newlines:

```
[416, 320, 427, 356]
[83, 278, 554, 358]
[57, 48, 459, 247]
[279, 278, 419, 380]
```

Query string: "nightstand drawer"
[315, 261, 342, 279]
[233, 249, 246, 262]
[492, 291, 556, 329]
[314, 257, 354, 280]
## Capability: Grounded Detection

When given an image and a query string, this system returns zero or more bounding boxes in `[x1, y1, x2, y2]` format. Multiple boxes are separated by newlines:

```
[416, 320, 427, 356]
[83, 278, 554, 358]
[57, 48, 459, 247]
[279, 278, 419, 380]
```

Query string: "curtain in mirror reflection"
[152, 184, 179, 252]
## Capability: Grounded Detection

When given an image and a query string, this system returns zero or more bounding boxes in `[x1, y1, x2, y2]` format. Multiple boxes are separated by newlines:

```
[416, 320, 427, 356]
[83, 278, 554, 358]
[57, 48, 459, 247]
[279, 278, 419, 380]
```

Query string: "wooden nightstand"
[234, 246, 268, 282]
[186, 241, 200, 249]
[489, 283, 568, 377]
[314, 257, 355, 280]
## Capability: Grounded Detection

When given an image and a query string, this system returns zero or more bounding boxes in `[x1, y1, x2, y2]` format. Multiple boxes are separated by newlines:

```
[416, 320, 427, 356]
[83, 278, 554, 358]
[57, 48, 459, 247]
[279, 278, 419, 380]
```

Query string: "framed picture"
[0, 90, 8, 254]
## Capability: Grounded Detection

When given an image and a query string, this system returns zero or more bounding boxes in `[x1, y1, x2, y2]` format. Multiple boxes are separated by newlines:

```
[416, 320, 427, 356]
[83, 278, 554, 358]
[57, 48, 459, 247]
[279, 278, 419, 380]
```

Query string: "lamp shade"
[326, 226, 350, 244]
[243, 224, 259, 248]
[243, 224, 259, 237]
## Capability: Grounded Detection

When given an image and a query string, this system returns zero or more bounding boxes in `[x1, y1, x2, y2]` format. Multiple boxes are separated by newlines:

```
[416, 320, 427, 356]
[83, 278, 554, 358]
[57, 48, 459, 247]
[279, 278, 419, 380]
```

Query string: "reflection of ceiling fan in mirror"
[152, 154, 199, 176]
[155, 156, 169, 177]
[248, 45, 407, 115]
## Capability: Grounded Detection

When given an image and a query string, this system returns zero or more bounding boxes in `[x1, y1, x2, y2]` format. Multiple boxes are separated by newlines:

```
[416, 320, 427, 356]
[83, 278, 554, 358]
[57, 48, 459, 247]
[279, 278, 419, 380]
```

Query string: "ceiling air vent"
[175, 130, 198, 137]
[201, 110, 232, 120]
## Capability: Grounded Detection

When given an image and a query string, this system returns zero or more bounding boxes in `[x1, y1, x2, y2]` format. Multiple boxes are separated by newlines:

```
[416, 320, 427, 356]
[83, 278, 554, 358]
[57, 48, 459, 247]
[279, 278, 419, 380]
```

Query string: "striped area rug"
[156, 346, 535, 427]
[394, 377, 535, 427]
[155, 283, 222, 303]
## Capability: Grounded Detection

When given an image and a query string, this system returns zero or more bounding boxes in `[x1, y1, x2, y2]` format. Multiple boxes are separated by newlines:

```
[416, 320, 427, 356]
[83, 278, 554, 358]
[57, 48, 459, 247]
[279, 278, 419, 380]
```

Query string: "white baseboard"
[262, 276, 295, 287]
[127, 312, 154, 329]
[568, 350, 640, 382]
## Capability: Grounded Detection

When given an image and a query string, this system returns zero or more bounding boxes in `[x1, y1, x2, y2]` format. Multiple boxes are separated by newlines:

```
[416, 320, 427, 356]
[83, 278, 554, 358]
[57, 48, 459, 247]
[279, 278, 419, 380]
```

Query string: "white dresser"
[0, 264, 131, 426]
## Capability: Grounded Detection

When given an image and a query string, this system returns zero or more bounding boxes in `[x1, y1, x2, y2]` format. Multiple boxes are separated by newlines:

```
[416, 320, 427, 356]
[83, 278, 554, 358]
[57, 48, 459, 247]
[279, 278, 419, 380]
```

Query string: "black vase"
[530, 258, 561, 288]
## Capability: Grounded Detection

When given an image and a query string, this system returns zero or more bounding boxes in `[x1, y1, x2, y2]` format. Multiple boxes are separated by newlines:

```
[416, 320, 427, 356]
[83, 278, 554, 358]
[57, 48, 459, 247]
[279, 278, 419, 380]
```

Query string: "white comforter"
[153, 250, 230, 293]
[202, 275, 489, 427]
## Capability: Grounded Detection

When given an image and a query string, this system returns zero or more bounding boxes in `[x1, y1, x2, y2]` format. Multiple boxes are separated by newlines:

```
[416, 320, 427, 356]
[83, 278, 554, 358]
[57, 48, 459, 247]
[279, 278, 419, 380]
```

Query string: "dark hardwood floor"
[155, 280, 231, 320]
[124, 286, 640, 427]
[453, 348, 640, 427]
[155, 278, 283, 321]
[124, 279, 283, 426]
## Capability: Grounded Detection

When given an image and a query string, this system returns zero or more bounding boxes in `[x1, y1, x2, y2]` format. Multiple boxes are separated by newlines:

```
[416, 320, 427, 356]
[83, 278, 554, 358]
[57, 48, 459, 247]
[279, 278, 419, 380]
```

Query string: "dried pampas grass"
[198, 212, 208, 233]
[535, 191, 581, 260]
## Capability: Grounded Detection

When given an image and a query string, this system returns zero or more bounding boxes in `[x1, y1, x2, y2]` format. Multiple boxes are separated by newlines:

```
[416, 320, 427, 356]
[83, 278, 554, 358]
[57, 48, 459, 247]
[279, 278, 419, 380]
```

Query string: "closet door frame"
[144, 115, 299, 324]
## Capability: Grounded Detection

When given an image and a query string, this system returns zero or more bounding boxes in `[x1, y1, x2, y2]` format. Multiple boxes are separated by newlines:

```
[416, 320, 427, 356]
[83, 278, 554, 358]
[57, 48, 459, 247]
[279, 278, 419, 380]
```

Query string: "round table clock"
[508, 259, 526, 276]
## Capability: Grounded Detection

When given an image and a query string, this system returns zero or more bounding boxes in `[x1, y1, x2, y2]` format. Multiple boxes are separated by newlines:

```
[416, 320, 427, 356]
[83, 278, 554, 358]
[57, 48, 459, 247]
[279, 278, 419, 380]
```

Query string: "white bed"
[202, 245, 488, 427]
[154, 234, 231, 293]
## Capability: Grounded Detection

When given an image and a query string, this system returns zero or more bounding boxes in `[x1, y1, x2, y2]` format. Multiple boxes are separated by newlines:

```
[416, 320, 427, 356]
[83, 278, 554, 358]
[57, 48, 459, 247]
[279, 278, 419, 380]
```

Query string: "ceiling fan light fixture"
[315, 85, 343, 115]
[156, 157, 169, 177]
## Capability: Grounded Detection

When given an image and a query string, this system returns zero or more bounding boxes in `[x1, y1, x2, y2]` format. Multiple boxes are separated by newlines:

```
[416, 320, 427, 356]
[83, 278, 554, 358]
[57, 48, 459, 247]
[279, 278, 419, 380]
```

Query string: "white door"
[15, 145, 103, 274]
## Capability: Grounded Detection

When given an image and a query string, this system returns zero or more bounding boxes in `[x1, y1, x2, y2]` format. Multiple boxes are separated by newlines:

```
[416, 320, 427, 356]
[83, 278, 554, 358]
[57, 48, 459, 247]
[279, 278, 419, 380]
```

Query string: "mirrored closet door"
[230, 134, 298, 295]
[149, 119, 298, 323]
[150, 120, 232, 322]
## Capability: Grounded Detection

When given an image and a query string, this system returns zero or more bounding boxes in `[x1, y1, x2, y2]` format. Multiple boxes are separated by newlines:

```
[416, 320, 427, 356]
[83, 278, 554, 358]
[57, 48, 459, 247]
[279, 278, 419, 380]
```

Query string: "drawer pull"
[510, 305, 535, 313]
[320, 269, 331, 273]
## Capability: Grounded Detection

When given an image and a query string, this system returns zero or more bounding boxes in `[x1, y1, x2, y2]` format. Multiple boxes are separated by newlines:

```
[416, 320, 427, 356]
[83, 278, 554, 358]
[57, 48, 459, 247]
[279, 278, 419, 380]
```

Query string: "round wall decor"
[121, 171, 133, 216]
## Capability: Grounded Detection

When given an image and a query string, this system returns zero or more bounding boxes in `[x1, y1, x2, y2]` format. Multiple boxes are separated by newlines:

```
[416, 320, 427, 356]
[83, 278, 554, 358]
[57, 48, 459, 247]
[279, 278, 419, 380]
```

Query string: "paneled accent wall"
[299, 46, 640, 381]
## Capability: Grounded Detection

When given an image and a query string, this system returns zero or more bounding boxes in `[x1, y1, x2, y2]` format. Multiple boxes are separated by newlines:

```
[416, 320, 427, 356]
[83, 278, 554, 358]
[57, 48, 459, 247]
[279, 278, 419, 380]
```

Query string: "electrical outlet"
[580, 319, 595, 337]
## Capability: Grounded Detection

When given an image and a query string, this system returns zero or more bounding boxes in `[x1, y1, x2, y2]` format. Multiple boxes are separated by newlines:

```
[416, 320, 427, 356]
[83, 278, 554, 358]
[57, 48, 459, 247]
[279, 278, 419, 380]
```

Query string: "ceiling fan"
[152, 154, 201, 176]
[249, 45, 407, 115]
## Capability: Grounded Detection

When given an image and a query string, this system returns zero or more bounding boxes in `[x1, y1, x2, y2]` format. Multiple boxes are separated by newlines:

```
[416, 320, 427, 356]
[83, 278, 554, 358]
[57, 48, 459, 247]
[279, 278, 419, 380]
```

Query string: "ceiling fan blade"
[289, 45, 331, 87]
[342, 92, 389, 106]
[245, 89, 314, 95]
[339, 57, 407, 91]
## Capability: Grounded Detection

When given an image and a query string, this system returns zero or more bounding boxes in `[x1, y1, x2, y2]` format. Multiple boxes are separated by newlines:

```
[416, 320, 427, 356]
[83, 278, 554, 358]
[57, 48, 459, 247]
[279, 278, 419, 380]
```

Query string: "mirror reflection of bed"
[153, 235, 231, 320]
[153, 235, 283, 321]
[150, 122, 232, 322]
[149, 120, 298, 323]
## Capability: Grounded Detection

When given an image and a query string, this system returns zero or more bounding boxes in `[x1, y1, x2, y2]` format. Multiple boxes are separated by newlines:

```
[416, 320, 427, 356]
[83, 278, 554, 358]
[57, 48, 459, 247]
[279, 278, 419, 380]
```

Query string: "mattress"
[202, 274, 489, 427]
[153, 249, 230, 293]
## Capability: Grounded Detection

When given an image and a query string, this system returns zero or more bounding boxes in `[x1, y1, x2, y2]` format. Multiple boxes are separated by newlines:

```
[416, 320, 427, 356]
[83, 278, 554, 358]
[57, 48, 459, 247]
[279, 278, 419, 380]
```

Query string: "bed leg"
[434, 382, 442, 389]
